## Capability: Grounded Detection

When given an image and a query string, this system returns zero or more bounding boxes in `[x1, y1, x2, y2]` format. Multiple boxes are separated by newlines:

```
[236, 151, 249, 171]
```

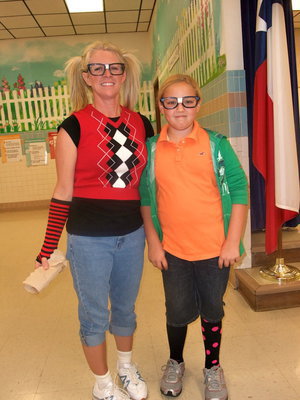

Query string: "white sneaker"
[118, 362, 147, 400]
[92, 381, 130, 400]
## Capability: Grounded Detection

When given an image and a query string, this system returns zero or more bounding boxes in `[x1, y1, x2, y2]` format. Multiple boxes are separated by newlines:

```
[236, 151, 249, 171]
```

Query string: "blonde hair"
[65, 41, 141, 112]
[157, 74, 201, 103]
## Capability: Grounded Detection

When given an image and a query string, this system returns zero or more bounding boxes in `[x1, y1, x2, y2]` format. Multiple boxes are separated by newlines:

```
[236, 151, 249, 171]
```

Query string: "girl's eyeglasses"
[160, 96, 200, 109]
[86, 63, 125, 76]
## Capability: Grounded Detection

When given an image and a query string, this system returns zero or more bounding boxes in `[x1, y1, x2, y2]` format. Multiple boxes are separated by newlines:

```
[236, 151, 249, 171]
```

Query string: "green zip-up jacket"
[139, 127, 248, 254]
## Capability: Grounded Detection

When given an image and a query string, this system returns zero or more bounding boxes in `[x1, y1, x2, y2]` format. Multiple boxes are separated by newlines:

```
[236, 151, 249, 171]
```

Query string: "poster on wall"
[24, 138, 48, 166]
[48, 132, 57, 159]
[0, 135, 22, 163]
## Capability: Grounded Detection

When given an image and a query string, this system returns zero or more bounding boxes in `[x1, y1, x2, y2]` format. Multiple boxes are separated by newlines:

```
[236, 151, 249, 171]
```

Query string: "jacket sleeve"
[221, 138, 248, 205]
[139, 161, 151, 206]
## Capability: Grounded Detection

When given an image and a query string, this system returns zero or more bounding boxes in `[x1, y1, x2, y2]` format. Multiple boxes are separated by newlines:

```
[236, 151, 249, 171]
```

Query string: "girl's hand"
[148, 241, 168, 270]
[218, 240, 240, 269]
[218, 204, 247, 268]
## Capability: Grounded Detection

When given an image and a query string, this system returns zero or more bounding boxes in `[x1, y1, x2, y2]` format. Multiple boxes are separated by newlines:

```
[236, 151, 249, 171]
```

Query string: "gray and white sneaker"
[203, 366, 228, 400]
[160, 359, 185, 397]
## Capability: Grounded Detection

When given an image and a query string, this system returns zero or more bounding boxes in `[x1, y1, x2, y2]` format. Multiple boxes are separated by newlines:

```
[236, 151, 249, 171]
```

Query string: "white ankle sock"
[117, 350, 132, 367]
[94, 370, 113, 389]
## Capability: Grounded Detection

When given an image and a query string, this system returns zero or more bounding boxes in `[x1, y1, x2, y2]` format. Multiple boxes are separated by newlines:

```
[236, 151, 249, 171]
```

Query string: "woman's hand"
[35, 257, 50, 270]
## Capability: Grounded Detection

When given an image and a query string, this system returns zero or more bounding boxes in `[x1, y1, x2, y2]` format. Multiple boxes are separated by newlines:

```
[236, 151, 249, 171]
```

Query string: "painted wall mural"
[0, 0, 224, 134]
[0, 36, 153, 133]
[152, 0, 224, 86]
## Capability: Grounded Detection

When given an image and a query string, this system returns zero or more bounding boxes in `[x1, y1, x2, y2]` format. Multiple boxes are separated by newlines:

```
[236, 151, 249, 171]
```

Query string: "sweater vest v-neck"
[72, 104, 147, 200]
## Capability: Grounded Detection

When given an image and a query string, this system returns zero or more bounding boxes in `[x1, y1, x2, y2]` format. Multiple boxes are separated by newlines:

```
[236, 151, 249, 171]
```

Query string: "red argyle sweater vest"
[73, 104, 147, 200]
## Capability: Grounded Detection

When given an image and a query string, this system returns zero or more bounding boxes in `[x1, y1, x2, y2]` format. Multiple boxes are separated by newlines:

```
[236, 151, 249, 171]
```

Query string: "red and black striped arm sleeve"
[36, 198, 71, 263]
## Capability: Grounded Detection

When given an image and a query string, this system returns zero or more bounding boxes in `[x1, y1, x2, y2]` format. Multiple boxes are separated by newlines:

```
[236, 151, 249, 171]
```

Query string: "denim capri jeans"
[67, 226, 145, 346]
[162, 252, 230, 326]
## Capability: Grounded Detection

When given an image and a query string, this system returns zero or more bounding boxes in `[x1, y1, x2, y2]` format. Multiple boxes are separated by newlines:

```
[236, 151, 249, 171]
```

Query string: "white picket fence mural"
[0, 81, 155, 134]
[138, 80, 155, 123]
[0, 85, 70, 133]
[156, 0, 225, 86]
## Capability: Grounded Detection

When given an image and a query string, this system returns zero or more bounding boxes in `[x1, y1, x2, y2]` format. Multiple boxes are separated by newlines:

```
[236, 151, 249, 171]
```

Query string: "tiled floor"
[1, 208, 300, 400]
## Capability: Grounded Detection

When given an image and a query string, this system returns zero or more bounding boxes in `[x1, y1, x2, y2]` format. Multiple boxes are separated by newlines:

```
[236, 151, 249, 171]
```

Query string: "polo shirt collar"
[158, 121, 203, 143]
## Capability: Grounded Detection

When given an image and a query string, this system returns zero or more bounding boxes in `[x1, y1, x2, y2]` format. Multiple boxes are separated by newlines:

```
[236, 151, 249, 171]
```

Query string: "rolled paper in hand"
[23, 249, 67, 294]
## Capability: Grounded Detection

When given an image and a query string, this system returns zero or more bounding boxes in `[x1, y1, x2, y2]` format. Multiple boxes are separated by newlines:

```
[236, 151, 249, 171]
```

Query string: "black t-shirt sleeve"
[139, 113, 155, 138]
[58, 115, 80, 147]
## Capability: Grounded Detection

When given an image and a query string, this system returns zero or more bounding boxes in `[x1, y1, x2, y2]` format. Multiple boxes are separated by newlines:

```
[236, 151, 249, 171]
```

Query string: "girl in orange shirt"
[140, 74, 248, 400]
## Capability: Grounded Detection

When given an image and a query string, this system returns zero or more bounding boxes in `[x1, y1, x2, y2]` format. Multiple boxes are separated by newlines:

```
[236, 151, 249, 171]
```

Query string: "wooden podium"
[235, 229, 300, 311]
[235, 264, 300, 311]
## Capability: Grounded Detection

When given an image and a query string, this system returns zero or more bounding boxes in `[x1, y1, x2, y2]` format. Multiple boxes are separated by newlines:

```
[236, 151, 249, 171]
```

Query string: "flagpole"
[260, 228, 300, 282]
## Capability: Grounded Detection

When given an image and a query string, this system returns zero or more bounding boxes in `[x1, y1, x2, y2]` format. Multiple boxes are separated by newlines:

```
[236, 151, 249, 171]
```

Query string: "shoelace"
[111, 386, 129, 400]
[205, 367, 222, 390]
[116, 388, 131, 400]
[96, 382, 129, 400]
[161, 361, 181, 381]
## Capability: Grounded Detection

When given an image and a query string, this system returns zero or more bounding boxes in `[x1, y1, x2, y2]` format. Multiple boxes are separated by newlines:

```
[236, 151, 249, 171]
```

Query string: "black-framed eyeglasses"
[160, 96, 200, 109]
[86, 63, 125, 76]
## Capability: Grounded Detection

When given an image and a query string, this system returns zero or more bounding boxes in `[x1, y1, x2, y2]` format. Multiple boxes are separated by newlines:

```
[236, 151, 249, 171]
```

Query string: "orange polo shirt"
[155, 122, 225, 261]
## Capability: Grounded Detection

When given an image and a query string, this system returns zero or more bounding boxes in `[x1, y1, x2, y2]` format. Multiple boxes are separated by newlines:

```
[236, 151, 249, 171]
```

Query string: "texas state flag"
[253, 0, 300, 254]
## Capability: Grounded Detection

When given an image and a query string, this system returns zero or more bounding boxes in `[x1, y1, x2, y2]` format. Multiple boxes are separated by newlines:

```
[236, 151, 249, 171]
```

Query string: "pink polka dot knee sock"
[201, 318, 222, 369]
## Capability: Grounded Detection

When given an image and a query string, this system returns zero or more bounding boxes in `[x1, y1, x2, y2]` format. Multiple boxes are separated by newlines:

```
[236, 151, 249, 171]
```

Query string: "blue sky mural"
[0, 35, 151, 90]
[0, 38, 87, 89]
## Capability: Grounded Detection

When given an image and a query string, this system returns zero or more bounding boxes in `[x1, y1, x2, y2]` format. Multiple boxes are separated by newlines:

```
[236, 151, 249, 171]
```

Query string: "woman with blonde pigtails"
[34, 41, 153, 400]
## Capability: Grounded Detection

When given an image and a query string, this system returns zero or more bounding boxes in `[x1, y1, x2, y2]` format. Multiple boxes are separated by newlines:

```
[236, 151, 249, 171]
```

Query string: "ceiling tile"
[0, 0, 156, 39]
[75, 24, 106, 34]
[140, 9, 151, 21]
[24, 0, 68, 14]
[0, 1, 30, 16]
[1, 15, 38, 29]
[106, 11, 139, 24]
[42, 26, 75, 36]
[137, 22, 148, 31]
[107, 23, 137, 33]
[35, 14, 72, 27]
[294, 12, 300, 21]
[142, 0, 155, 9]
[0, 29, 14, 39]
[9, 27, 44, 38]
[70, 12, 105, 25]
[105, 0, 141, 11]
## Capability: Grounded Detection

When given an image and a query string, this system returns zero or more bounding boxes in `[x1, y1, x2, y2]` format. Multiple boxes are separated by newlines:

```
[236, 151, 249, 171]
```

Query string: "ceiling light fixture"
[65, 0, 103, 13]
[292, 0, 300, 10]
